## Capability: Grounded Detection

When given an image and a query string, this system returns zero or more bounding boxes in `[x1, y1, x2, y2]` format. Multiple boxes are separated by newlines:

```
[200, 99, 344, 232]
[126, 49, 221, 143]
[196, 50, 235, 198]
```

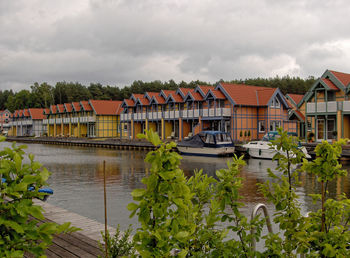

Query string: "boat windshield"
[216, 133, 232, 144]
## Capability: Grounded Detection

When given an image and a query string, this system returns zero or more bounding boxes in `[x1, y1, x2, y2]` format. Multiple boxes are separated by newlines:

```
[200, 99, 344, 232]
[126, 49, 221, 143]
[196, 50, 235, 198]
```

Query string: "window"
[205, 134, 215, 144]
[258, 121, 265, 133]
[327, 91, 335, 101]
[270, 121, 281, 131]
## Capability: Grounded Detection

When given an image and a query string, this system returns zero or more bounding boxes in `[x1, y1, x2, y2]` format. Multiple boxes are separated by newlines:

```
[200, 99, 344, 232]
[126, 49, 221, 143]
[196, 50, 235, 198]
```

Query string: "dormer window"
[271, 97, 280, 108]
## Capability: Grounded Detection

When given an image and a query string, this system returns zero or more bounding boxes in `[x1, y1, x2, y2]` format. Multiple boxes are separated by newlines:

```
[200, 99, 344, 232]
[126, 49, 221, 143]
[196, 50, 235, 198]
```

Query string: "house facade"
[0, 109, 11, 134]
[299, 70, 350, 141]
[120, 83, 297, 141]
[43, 100, 123, 137]
[9, 108, 45, 136]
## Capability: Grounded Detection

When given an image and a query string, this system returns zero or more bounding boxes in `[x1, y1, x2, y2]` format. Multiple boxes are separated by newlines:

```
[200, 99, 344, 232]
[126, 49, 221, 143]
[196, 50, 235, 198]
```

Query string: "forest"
[0, 75, 316, 112]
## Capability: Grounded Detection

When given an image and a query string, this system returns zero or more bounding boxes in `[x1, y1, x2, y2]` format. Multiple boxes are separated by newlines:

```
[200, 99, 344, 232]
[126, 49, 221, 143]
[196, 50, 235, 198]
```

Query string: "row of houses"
[5, 69, 350, 142]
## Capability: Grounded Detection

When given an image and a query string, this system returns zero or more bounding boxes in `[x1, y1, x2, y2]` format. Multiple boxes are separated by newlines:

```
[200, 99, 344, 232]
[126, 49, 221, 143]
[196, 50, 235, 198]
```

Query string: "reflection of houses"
[0, 109, 11, 134]
[9, 108, 45, 136]
[120, 83, 297, 141]
[299, 70, 350, 141]
[43, 100, 123, 137]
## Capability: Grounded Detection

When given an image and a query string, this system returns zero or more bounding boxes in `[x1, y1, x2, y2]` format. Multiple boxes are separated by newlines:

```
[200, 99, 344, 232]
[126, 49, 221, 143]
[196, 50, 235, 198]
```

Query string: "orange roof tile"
[80, 101, 92, 111]
[23, 109, 30, 117]
[137, 97, 150, 106]
[145, 92, 159, 99]
[151, 95, 166, 104]
[295, 110, 305, 122]
[50, 105, 57, 114]
[209, 89, 226, 99]
[287, 94, 304, 106]
[89, 100, 123, 115]
[197, 85, 214, 95]
[18, 110, 23, 117]
[123, 99, 135, 107]
[57, 104, 65, 113]
[131, 94, 144, 101]
[43, 108, 50, 115]
[172, 94, 183, 103]
[72, 102, 81, 112]
[177, 88, 192, 97]
[29, 108, 45, 120]
[322, 78, 339, 90]
[64, 103, 73, 113]
[161, 90, 176, 98]
[219, 83, 276, 106]
[330, 70, 350, 87]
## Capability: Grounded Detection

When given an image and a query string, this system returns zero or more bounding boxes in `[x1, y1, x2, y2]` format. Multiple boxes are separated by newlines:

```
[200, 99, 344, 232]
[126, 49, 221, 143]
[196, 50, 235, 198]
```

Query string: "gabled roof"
[131, 94, 144, 102]
[195, 85, 214, 97]
[80, 101, 92, 111]
[321, 78, 339, 90]
[160, 90, 176, 99]
[50, 105, 57, 114]
[18, 110, 23, 117]
[217, 83, 284, 106]
[286, 94, 304, 107]
[136, 97, 150, 106]
[205, 89, 226, 100]
[23, 109, 30, 117]
[144, 92, 159, 101]
[43, 108, 50, 115]
[29, 108, 45, 120]
[176, 88, 192, 98]
[149, 95, 166, 104]
[184, 90, 203, 101]
[89, 100, 123, 115]
[72, 102, 82, 112]
[330, 70, 350, 88]
[166, 93, 183, 103]
[121, 99, 135, 107]
[57, 104, 65, 113]
[288, 109, 305, 122]
[64, 103, 73, 113]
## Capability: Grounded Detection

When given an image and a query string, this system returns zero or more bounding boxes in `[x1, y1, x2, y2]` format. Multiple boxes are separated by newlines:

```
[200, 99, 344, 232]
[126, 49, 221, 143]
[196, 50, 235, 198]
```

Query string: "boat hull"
[177, 146, 235, 156]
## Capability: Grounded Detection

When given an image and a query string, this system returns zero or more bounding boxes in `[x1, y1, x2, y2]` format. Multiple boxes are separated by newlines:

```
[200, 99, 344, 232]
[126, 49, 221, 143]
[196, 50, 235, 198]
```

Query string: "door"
[327, 119, 335, 140]
[317, 119, 325, 141]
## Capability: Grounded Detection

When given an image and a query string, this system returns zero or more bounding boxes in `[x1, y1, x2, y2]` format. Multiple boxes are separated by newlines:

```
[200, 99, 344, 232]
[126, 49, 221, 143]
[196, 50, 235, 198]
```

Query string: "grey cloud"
[1, 0, 350, 91]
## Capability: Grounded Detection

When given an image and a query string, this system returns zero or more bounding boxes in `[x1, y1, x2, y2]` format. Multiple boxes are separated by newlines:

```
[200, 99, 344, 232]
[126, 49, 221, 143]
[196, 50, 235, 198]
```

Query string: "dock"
[24, 200, 116, 257]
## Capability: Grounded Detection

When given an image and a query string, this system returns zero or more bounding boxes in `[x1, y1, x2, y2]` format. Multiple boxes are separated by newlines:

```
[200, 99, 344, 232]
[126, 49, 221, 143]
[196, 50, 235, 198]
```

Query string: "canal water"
[1, 141, 350, 231]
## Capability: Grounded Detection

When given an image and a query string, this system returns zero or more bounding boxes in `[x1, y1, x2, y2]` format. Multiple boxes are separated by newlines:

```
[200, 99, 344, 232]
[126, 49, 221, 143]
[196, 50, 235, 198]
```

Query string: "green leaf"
[175, 231, 189, 239]
[131, 189, 146, 198]
[127, 202, 138, 211]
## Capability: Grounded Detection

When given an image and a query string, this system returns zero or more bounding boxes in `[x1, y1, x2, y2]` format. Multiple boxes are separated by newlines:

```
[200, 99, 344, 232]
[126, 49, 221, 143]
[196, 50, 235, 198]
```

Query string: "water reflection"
[1, 141, 349, 230]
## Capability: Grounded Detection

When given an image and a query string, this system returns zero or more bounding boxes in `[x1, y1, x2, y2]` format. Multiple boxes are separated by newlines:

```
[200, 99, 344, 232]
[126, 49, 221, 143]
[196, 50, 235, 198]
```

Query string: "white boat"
[177, 131, 235, 157]
[242, 132, 311, 160]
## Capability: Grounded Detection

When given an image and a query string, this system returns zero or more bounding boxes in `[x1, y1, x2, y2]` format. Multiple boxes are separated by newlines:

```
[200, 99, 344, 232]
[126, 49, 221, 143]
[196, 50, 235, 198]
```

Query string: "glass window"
[258, 121, 265, 133]
[205, 134, 215, 144]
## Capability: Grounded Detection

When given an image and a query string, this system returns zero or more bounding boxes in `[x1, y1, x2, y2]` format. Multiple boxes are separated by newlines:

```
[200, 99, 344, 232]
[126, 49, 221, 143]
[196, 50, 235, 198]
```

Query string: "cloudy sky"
[1, 0, 350, 91]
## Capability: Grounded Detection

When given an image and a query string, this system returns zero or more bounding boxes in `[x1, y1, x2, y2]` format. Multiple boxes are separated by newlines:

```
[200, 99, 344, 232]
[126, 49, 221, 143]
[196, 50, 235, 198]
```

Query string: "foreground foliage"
[103, 129, 349, 257]
[0, 137, 78, 257]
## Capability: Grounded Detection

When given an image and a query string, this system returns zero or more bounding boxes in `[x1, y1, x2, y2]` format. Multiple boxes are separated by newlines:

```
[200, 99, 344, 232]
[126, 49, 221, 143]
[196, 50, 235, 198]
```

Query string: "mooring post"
[103, 160, 108, 258]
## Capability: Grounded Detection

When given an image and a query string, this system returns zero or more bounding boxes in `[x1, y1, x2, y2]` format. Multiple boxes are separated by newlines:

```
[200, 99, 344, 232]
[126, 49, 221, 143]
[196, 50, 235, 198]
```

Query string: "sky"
[1, 0, 350, 91]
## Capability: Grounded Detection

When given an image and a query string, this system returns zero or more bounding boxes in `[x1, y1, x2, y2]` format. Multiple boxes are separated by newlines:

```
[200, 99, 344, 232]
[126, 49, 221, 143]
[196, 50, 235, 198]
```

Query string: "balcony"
[202, 108, 231, 117]
[79, 116, 95, 123]
[63, 118, 70, 124]
[43, 119, 48, 124]
[306, 101, 337, 114]
[56, 118, 62, 124]
[343, 101, 350, 112]
[49, 119, 55, 124]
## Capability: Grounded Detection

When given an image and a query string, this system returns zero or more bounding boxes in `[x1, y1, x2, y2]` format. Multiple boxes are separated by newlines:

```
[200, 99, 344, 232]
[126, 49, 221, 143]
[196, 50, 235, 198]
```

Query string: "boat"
[177, 131, 235, 156]
[242, 131, 311, 159]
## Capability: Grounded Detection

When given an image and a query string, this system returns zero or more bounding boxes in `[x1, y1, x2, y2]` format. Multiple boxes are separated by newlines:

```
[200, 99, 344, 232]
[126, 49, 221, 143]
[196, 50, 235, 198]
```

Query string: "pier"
[24, 200, 116, 257]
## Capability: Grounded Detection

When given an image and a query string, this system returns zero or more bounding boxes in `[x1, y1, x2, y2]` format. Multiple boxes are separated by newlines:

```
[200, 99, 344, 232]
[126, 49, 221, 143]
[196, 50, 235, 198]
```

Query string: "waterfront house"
[299, 70, 350, 141]
[44, 100, 123, 138]
[9, 108, 45, 137]
[0, 109, 11, 134]
[120, 83, 297, 141]
[285, 94, 305, 138]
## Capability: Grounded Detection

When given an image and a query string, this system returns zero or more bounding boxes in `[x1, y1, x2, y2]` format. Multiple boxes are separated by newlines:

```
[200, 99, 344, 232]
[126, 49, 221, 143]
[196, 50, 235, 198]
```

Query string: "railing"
[343, 101, 350, 112]
[55, 118, 62, 123]
[250, 203, 273, 252]
[49, 119, 55, 124]
[306, 101, 337, 113]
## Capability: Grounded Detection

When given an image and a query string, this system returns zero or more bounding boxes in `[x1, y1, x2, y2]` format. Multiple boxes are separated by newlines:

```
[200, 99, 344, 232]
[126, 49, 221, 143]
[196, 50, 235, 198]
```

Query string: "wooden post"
[103, 160, 108, 258]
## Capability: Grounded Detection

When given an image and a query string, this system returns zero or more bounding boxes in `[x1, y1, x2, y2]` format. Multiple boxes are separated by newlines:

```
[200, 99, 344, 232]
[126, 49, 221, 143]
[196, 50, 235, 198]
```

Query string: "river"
[1, 141, 350, 230]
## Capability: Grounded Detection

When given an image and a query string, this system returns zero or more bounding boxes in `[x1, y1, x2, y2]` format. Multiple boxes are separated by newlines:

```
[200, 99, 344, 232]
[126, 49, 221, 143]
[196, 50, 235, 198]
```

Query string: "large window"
[270, 121, 281, 131]
[271, 97, 281, 108]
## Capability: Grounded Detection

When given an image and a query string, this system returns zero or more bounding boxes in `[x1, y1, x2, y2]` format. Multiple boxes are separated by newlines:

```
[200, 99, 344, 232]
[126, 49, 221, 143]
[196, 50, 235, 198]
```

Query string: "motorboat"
[177, 131, 235, 156]
[242, 131, 311, 160]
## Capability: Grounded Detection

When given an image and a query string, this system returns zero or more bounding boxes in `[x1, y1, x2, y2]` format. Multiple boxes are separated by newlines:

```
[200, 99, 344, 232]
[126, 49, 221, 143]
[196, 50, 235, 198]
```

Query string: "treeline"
[0, 76, 316, 112]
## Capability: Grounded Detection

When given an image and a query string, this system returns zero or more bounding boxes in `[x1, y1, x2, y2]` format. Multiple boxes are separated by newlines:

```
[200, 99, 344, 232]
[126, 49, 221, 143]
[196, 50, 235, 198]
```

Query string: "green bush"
[100, 225, 135, 257]
[0, 136, 78, 257]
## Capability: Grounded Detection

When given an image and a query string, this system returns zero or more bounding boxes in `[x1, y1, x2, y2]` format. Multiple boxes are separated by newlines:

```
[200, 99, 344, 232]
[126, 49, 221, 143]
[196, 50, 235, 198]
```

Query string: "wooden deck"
[24, 200, 116, 257]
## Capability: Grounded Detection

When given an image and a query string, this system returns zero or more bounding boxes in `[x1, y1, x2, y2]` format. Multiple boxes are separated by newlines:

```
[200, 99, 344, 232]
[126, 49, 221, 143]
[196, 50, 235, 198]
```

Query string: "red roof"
[123, 99, 135, 107]
[18, 110, 23, 117]
[145, 92, 159, 99]
[161, 90, 176, 98]
[131, 94, 144, 101]
[138, 97, 150, 106]
[89, 100, 123, 115]
[50, 105, 57, 114]
[330, 70, 350, 87]
[29, 108, 45, 120]
[152, 95, 165, 104]
[209, 89, 226, 99]
[23, 109, 30, 117]
[80, 101, 92, 111]
[72, 102, 81, 112]
[57, 104, 65, 113]
[322, 78, 339, 90]
[13, 110, 18, 117]
[64, 103, 73, 113]
[178, 88, 192, 96]
[219, 83, 276, 106]
[172, 94, 183, 103]
[197, 85, 214, 96]
[43, 108, 50, 115]
[287, 94, 304, 105]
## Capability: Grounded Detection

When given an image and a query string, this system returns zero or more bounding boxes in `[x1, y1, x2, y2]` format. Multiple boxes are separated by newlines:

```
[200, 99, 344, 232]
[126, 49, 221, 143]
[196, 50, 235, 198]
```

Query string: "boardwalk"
[24, 200, 116, 257]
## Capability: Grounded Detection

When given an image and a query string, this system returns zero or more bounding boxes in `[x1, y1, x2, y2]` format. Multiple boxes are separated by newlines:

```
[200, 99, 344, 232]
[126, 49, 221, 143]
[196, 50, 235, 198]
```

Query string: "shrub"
[0, 136, 78, 257]
[100, 225, 135, 257]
